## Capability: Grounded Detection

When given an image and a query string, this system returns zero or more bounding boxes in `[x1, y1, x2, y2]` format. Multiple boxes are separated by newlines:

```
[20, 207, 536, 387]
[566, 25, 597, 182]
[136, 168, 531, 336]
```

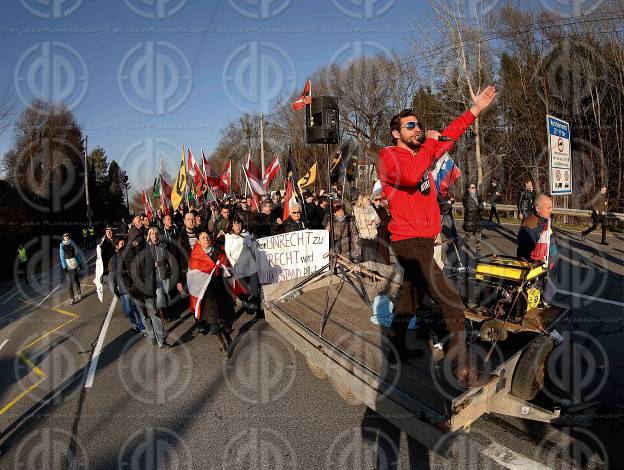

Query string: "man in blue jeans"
[111, 236, 145, 333]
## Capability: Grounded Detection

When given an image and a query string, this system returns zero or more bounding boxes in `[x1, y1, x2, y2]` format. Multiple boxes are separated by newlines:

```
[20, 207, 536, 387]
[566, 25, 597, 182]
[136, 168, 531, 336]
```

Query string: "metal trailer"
[262, 271, 569, 452]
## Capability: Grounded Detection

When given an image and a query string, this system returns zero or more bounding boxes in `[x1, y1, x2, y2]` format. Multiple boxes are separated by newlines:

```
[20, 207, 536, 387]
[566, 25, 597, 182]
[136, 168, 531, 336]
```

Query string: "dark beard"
[403, 134, 425, 152]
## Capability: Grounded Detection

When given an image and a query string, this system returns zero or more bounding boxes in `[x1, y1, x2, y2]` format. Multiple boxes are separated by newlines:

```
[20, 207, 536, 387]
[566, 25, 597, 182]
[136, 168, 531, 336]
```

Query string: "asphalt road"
[0, 223, 622, 469]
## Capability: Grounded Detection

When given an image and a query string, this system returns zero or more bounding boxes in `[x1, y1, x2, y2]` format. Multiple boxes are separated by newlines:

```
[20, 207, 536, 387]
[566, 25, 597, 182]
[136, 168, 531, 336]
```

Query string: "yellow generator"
[468, 255, 549, 341]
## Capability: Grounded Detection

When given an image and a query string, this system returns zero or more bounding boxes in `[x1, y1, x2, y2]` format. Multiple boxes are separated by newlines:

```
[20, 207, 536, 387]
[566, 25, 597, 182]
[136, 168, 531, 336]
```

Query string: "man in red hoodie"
[378, 85, 496, 387]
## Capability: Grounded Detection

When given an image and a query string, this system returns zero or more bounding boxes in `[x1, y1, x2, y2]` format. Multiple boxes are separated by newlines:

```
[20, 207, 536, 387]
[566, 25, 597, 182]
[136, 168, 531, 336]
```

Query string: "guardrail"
[452, 203, 624, 223]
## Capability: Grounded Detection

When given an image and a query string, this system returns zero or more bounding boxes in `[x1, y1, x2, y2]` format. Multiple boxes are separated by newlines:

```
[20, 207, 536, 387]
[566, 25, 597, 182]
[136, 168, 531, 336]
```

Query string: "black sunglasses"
[291, 211, 301, 214]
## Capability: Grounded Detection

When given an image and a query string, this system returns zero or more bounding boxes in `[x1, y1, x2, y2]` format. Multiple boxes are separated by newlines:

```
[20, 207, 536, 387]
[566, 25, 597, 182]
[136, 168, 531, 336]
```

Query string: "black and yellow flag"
[298, 162, 317, 189]
[330, 142, 350, 183]
[171, 145, 187, 210]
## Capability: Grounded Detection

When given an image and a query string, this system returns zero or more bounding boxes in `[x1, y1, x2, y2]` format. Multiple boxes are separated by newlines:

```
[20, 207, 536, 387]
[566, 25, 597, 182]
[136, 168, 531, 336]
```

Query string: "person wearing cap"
[59, 233, 83, 304]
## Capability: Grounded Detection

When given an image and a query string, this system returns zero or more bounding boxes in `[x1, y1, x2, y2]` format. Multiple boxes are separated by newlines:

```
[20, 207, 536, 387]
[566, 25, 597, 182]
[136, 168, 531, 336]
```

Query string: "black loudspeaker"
[305, 96, 339, 144]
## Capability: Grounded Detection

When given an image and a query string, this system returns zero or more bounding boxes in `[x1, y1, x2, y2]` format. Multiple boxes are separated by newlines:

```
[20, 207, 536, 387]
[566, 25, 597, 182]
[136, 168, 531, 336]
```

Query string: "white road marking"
[0, 339, 9, 351]
[482, 442, 554, 470]
[558, 289, 624, 308]
[84, 296, 117, 389]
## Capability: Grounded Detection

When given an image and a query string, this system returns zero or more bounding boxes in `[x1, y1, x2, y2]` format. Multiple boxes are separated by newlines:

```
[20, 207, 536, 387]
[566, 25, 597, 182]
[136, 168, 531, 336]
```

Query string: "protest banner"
[255, 230, 329, 285]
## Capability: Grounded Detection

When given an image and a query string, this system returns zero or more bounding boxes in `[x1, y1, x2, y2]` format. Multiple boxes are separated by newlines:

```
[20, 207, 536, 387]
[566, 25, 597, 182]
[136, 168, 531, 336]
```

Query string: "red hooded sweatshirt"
[378, 110, 475, 241]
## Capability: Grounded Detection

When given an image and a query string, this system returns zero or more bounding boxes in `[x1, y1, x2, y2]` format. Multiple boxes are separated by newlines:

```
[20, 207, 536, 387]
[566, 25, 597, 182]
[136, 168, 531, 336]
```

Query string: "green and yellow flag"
[298, 162, 317, 190]
[171, 145, 187, 210]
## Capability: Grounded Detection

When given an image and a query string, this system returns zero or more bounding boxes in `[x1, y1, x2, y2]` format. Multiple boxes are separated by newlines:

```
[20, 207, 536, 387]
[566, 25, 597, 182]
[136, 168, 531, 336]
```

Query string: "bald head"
[535, 195, 553, 219]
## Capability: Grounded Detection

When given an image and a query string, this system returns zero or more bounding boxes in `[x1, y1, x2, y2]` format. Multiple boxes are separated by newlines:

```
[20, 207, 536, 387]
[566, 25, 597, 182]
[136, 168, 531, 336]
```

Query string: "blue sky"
[0, 0, 428, 191]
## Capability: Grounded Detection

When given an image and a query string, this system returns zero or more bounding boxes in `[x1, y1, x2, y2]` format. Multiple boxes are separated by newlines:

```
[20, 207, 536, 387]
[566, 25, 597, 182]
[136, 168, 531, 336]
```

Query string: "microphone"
[437, 135, 454, 142]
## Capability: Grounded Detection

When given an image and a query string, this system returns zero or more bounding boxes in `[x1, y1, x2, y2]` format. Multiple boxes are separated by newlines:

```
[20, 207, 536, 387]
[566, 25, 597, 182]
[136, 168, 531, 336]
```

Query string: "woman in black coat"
[462, 183, 486, 255]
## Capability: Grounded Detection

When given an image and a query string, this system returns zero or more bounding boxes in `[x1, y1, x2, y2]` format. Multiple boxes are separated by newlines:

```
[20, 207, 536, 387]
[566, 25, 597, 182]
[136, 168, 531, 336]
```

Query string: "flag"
[285, 146, 304, 213]
[187, 148, 204, 198]
[220, 160, 231, 193]
[244, 153, 265, 197]
[531, 220, 551, 265]
[171, 146, 187, 210]
[292, 80, 311, 111]
[263, 154, 281, 188]
[142, 190, 153, 220]
[330, 142, 349, 183]
[298, 161, 317, 189]
[153, 175, 161, 199]
[345, 152, 358, 182]
[431, 152, 461, 197]
[283, 178, 294, 220]
[160, 172, 173, 200]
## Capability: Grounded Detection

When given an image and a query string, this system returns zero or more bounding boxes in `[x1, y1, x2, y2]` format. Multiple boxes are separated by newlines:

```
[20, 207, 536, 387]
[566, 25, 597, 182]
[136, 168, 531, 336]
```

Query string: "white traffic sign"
[546, 115, 572, 195]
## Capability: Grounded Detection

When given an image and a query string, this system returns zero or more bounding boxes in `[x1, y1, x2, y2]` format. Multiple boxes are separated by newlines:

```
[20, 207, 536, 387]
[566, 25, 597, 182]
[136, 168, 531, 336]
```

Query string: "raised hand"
[470, 85, 497, 116]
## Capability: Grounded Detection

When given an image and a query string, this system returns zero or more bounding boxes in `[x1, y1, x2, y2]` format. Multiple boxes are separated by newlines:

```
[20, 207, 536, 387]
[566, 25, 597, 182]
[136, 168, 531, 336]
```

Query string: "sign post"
[546, 115, 572, 222]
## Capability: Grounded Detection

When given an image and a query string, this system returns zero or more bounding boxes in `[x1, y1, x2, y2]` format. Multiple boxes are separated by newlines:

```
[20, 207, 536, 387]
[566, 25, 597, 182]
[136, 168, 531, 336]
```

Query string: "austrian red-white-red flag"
[244, 153, 265, 197]
[291, 80, 311, 111]
[142, 190, 154, 221]
[263, 154, 281, 188]
[220, 160, 231, 193]
[187, 148, 204, 194]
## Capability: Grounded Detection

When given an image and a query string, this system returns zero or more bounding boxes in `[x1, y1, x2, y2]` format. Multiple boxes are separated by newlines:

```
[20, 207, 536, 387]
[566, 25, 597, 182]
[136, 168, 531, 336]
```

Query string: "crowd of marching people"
[87, 185, 394, 354]
[58, 174, 613, 359]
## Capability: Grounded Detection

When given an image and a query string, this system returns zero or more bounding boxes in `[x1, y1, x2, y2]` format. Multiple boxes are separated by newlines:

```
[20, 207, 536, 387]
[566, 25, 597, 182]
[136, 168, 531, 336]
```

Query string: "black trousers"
[488, 204, 500, 223]
[66, 268, 81, 299]
[583, 213, 607, 242]
[391, 237, 466, 356]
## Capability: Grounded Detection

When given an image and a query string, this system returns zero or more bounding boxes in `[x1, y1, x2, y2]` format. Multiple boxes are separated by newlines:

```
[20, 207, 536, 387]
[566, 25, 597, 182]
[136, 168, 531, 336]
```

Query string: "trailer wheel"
[511, 335, 554, 401]
[306, 356, 326, 380]
[332, 380, 361, 406]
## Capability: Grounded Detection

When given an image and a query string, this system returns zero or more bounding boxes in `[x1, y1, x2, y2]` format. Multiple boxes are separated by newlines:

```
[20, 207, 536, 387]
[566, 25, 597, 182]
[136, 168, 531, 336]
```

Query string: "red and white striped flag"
[292, 80, 311, 111]
[187, 148, 204, 197]
[244, 153, 266, 197]
[220, 160, 231, 193]
[142, 190, 154, 221]
[263, 154, 281, 189]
